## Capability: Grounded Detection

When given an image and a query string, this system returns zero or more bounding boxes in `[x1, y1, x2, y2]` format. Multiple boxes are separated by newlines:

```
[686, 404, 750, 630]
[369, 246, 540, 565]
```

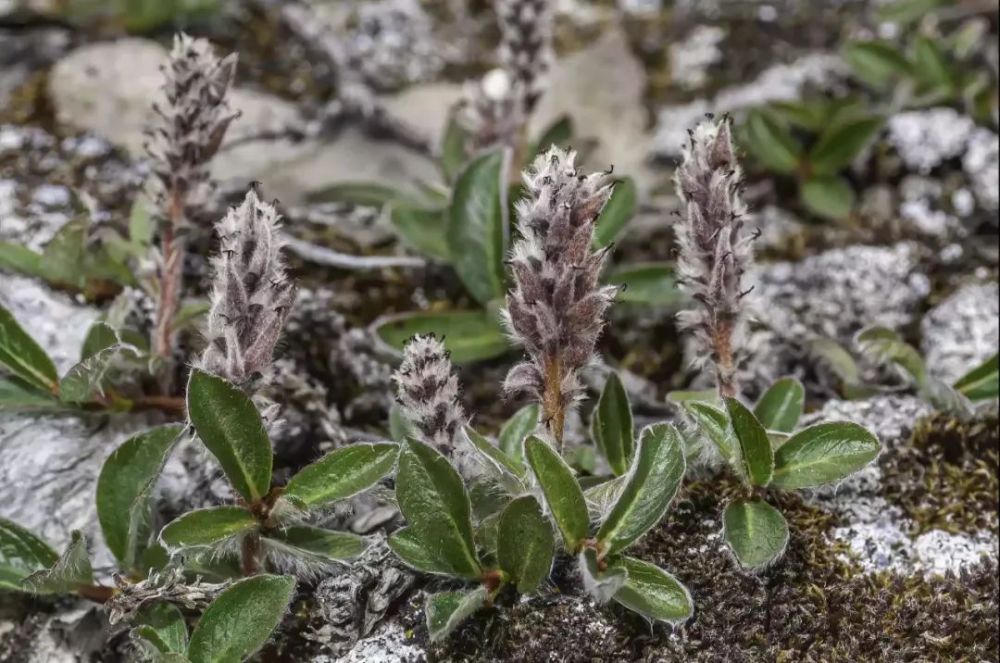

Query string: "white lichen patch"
[963, 127, 1000, 211]
[669, 25, 726, 90]
[920, 281, 999, 384]
[887, 108, 976, 174]
[912, 529, 998, 576]
[337, 618, 426, 663]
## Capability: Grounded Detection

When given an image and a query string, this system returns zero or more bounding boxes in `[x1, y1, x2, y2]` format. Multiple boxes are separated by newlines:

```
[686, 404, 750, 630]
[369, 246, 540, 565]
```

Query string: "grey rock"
[887, 108, 976, 174]
[920, 281, 999, 384]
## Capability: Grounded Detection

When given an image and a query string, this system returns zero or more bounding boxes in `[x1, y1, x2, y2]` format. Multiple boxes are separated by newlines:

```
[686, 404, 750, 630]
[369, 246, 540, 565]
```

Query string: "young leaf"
[187, 370, 272, 503]
[447, 149, 507, 305]
[878, 0, 941, 23]
[683, 401, 738, 466]
[497, 496, 554, 594]
[282, 443, 398, 511]
[389, 206, 451, 261]
[388, 403, 420, 443]
[81, 321, 119, 360]
[466, 427, 525, 480]
[743, 110, 802, 174]
[844, 41, 912, 88]
[596, 424, 685, 555]
[441, 111, 470, 183]
[611, 556, 693, 625]
[954, 352, 999, 401]
[498, 403, 539, 459]
[135, 602, 188, 655]
[754, 377, 805, 433]
[809, 116, 883, 175]
[0, 518, 58, 591]
[584, 475, 626, 520]
[914, 35, 953, 91]
[21, 530, 93, 594]
[593, 178, 637, 249]
[59, 342, 137, 404]
[856, 326, 927, 385]
[97, 425, 183, 570]
[0, 302, 59, 393]
[604, 262, 684, 307]
[591, 372, 635, 476]
[578, 548, 628, 603]
[425, 587, 488, 642]
[374, 310, 509, 364]
[187, 574, 295, 663]
[524, 436, 589, 553]
[801, 176, 855, 220]
[159, 507, 258, 551]
[388, 527, 454, 575]
[0, 376, 59, 410]
[263, 526, 367, 563]
[771, 421, 880, 489]
[723, 498, 789, 570]
[395, 439, 481, 579]
[724, 398, 774, 487]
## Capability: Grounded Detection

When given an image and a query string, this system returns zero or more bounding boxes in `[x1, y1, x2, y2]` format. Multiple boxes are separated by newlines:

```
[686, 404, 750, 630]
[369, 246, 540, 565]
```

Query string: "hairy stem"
[152, 191, 185, 392]
[713, 316, 737, 399]
[240, 532, 262, 576]
[76, 583, 116, 603]
[542, 355, 565, 449]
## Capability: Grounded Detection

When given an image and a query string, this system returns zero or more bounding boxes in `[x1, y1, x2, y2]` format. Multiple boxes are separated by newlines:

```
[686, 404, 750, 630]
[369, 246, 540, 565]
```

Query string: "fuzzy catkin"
[502, 147, 617, 444]
[674, 117, 754, 398]
[497, 0, 553, 113]
[393, 335, 468, 453]
[200, 185, 296, 385]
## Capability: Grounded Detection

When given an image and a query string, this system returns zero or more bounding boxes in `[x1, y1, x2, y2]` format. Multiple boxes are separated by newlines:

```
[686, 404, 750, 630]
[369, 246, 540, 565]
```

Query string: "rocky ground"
[1, 0, 998, 661]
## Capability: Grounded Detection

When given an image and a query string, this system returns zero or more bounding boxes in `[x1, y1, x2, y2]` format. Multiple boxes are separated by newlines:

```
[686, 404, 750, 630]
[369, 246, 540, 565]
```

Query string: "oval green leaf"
[159, 507, 257, 551]
[466, 427, 525, 480]
[374, 310, 509, 364]
[135, 602, 188, 654]
[810, 116, 883, 175]
[591, 372, 635, 476]
[0, 302, 58, 393]
[396, 439, 481, 579]
[21, 530, 93, 594]
[0, 517, 58, 591]
[723, 498, 789, 570]
[596, 424, 685, 555]
[282, 443, 398, 510]
[856, 326, 927, 385]
[801, 176, 855, 220]
[593, 177, 637, 249]
[425, 587, 487, 642]
[844, 40, 912, 88]
[498, 403, 539, 460]
[97, 424, 183, 570]
[387, 527, 455, 575]
[953, 352, 998, 402]
[497, 496, 554, 594]
[683, 401, 738, 467]
[263, 526, 366, 562]
[771, 421, 880, 489]
[524, 436, 589, 553]
[389, 206, 451, 261]
[743, 109, 802, 174]
[604, 262, 683, 307]
[447, 149, 507, 305]
[611, 556, 693, 625]
[724, 398, 774, 487]
[187, 574, 295, 663]
[187, 370, 272, 503]
[754, 377, 805, 433]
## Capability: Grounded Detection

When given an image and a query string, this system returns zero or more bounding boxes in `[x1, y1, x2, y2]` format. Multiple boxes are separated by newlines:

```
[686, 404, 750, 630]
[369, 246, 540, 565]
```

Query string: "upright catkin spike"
[673, 117, 754, 399]
[501, 147, 618, 447]
[148, 34, 239, 384]
[497, 0, 553, 114]
[200, 185, 296, 385]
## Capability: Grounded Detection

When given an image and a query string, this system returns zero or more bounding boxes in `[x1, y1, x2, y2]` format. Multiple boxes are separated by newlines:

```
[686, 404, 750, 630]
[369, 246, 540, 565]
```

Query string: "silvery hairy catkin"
[148, 34, 239, 376]
[502, 147, 617, 447]
[393, 335, 470, 462]
[674, 116, 755, 399]
[497, 0, 553, 114]
[199, 185, 296, 386]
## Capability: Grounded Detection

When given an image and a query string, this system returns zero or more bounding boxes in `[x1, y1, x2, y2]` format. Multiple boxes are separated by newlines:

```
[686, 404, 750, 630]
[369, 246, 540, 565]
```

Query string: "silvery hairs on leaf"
[674, 116, 755, 399]
[502, 147, 617, 438]
[199, 185, 296, 385]
[393, 335, 478, 476]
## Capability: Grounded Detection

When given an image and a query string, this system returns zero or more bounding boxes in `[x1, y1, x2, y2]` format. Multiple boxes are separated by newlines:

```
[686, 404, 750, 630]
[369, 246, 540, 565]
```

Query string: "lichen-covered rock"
[887, 108, 976, 174]
[921, 281, 999, 384]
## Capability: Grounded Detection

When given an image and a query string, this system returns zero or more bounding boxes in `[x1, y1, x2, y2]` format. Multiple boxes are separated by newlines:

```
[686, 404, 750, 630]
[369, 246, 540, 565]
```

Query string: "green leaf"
[532, 115, 574, 158]
[810, 116, 883, 175]
[0, 302, 59, 393]
[0, 377, 59, 410]
[425, 587, 487, 642]
[128, 193, 156, 248]
[683, 401, 737, 465]
[135, 602, 188, 654]
[667, 389, 718, 404]
[21, 530, 93, 594]
[466, 426, 525, 480]
[186, 370, 273, 503]
[593, 178, 637, 249]
[282, 443, 398, 511]
[801, 176, 855, 220]
[722, 498, 789, 570]
[498, 404, 539, 459]
[441, 112, 470, 183]
[604, 262, 683, 307]
[447, 149, 507, 304]
[743, 109, 802, 174]
[611, 556, 693, 625]
[596, 424, 685, 555]
[97, 425, 183, 570]
[809, 338, 862, 386]
[877, 0, 941, 23]
[395, 439, 481, 578]
[914, 35, 954, 90]
[0, 518, 58, 591]
[389, 206, 451, 261]
[844, 41, 912, 88]
[524, 436, 589, 552]
[856, 326, 927, 386]
[497, 496, 554, 594]
[591, 373, 635, 476]
[767, 100, 828, 131]
[263, 526, 367, 562]
[954, 352, 999, 401]
[388, 404, 419, 443]
[579, 548, 628, 602]
[305, 182, 415, 208]
[59, 341, 137, 404]
[725, 398, 774, 487]
[772, 422, 880, 489]
[81, 321, 119, 360]
[387, 527, 454, 575]
[374, 310, 509, 364]
[754, 377, 805, 433]
[0, 242, 47, 279]
[187, 575, 295, 663]
[159, 507, 258, 551]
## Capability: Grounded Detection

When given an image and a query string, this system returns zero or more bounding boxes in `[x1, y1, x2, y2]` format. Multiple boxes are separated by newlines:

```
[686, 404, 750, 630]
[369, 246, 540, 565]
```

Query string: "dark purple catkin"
[674, 117, 754, 399]
[148, 34, 239, 376]
[199, 185, 296, 386]
[502, 147, 617, 446]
